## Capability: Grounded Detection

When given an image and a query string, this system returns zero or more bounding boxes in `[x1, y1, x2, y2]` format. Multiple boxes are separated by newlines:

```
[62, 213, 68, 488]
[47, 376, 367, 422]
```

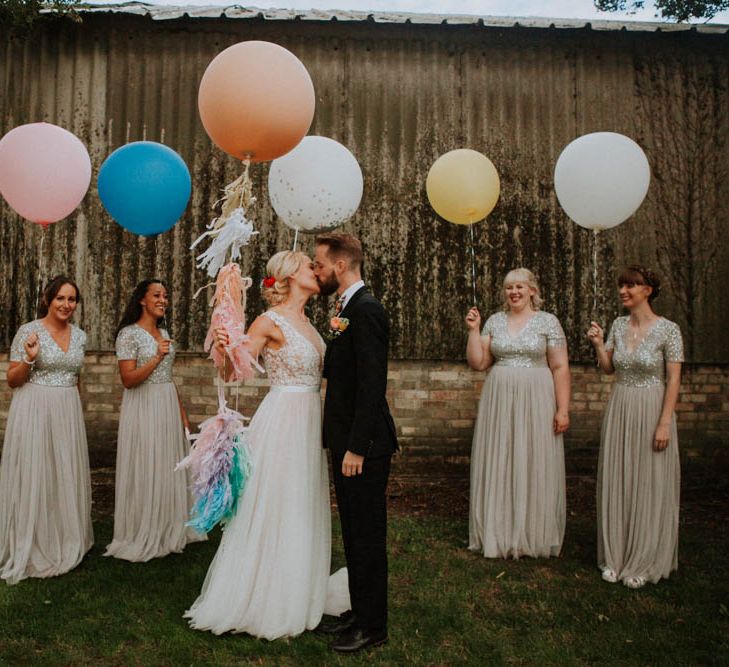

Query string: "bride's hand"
[214, 327, 230, 352]
[465, 307, 481, 331]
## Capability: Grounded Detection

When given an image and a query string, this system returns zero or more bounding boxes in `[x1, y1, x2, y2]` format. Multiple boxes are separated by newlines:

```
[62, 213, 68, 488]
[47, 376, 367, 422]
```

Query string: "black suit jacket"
[322, 286, 399, 458]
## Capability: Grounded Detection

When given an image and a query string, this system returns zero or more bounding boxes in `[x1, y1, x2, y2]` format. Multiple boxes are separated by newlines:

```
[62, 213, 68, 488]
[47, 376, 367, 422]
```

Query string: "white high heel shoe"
[600, 566, 618, 583]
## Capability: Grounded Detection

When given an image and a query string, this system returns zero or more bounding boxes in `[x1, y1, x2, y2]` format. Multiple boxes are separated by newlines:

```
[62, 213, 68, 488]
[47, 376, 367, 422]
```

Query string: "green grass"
[1, 513, 728, 666]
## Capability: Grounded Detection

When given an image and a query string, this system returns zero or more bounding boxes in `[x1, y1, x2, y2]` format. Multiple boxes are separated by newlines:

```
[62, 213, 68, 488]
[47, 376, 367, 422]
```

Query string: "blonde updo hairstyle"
[502, 267, 543, 311]
[262, 250, 311, 306]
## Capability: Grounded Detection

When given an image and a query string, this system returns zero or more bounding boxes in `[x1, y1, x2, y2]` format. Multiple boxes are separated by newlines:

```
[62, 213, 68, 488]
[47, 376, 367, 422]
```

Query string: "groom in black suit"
[313, 233, 399, 653]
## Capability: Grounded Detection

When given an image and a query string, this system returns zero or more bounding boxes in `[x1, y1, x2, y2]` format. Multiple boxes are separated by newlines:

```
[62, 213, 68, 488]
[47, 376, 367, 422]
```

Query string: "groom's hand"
[342, 451, 364, 477]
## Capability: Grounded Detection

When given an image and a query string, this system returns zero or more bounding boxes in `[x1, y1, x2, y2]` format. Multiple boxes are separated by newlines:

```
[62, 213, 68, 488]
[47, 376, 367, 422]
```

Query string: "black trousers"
[331, 450, 391, 633]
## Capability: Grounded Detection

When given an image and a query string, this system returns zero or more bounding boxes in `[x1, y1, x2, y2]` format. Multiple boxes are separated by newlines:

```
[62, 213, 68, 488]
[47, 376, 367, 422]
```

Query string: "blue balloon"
[98, 141, 191, 236]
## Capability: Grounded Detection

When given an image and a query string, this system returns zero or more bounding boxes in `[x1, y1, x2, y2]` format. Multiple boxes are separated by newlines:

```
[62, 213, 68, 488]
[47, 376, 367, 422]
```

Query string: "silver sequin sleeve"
[664, 321, 684, 363]
[481, 314, 497, 339]
[544, 313, 567, 348]
[9, 325, 28, 361]
[115, 326, 138, 360]
[605, 322, 616, 352]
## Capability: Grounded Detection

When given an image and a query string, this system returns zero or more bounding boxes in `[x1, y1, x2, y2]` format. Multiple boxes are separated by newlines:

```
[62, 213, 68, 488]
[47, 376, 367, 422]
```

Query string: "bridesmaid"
[105, 279, 204, 562]
[587, 266, 682, 589]
[466, 268, 570, 559]
[0, 276, 93, 584]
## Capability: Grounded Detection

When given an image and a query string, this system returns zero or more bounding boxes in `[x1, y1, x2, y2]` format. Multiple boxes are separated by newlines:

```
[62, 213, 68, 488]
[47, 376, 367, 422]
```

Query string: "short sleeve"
[9, 325, 29, 362]
[115, 327, 138, 361]
[664, 321, 684, 363]
[481, 314, 498, 338]
[605, 320, 618, 352]
[544, 313, 567, 348]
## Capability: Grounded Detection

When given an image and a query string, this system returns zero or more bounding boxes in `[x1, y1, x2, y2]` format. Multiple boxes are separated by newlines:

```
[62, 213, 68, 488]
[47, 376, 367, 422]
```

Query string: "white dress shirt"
[338, 280, 365, 312]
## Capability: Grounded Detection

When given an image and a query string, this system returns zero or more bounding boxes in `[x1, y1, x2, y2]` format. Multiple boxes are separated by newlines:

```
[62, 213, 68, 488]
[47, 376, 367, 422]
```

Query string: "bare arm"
[7, 361, 32, 388]
[547, 344, 571, 434]
[653, 361, 681, 452]
[587, 321, 614, 374]
[465, 308, 494, 372]
[7, 332, 39, 388]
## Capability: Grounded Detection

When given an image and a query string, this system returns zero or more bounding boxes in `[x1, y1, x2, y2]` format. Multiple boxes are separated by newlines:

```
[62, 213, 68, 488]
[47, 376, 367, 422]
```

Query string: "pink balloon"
[0, 122, 91, 226]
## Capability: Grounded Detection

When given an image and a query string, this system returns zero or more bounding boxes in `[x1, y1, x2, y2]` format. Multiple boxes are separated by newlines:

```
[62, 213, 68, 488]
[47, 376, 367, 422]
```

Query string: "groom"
[313, 233, 399, 653]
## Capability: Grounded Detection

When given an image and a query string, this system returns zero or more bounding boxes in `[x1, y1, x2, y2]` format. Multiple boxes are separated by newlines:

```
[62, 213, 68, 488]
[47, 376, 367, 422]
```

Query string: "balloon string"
[36, 228, 47, 315]
[293, 228, 299, 251]
[469, 222, 477, 306]
[592, 229, 599, 318]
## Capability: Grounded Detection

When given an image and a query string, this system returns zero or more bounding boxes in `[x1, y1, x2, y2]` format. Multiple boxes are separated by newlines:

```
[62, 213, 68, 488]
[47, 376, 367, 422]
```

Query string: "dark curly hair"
[37, 275, 81, 318]
[115, 279, 168, 339]
[617, 265, 661, 303]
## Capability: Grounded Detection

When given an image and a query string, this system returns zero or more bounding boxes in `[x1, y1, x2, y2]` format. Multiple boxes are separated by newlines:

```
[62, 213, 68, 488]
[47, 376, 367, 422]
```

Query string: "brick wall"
[0, 354, 727, 467]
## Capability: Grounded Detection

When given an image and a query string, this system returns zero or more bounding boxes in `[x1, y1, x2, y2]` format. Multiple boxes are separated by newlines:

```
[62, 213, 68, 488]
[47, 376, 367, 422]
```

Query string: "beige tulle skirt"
[469, 366, 566, 559]
[597, 383, 680, 584]
[105, 382, 204, 562]
[0, 383, 93, 585]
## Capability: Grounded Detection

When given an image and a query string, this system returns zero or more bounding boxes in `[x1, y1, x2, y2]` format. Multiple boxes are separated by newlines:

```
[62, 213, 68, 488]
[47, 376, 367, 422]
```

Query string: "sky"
[90, 0, 729, 23]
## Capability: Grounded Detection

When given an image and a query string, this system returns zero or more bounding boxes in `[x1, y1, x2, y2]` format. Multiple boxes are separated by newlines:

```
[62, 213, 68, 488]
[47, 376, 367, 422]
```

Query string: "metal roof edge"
[71, 2, 729, 34]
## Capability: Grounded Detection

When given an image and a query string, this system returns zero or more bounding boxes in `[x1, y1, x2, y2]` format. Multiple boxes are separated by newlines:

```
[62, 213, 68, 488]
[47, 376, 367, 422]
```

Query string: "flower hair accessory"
[262, 276, 276, 289]
[329, 316, 350, 337]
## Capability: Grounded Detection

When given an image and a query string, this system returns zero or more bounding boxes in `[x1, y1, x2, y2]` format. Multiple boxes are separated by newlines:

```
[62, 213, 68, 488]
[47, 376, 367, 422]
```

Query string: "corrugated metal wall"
[1, 15, 727, 360]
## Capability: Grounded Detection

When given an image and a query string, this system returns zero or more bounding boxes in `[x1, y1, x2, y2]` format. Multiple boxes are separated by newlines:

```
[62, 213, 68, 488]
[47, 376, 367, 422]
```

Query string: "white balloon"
[554, 132, 650, 231]
[268, 136, 363, 234]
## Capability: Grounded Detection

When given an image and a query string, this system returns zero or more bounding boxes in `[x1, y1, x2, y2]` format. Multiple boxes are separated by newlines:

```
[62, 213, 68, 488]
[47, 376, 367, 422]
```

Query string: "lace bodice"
[606, 316, 684, 388]
[262, 311, 324, 388]
[116, 324, 175, 384]
[481, 311, 566, 368]
[10, 320, 86, 387]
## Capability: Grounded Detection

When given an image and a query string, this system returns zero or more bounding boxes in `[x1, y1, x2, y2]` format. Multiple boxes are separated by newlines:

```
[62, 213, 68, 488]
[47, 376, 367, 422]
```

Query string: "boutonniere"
[329, 316, 350, 338]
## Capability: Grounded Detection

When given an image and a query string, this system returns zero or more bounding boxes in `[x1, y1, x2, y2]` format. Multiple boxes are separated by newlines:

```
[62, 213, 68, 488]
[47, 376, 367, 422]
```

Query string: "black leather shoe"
[329, 628, 388, 653]
[315, 611, 356, 635]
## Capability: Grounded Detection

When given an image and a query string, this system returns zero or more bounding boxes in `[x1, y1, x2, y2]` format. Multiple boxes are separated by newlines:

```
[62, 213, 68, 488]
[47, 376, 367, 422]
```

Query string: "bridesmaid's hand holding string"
[23, 332, 39, 362]
[465, 307, 482, 331]
[156, 338, 172, 359]
[586, 321, 604, 348]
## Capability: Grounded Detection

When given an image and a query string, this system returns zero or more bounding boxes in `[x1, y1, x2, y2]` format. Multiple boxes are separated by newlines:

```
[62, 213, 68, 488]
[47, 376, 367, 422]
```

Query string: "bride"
[185, 250, 348, 639]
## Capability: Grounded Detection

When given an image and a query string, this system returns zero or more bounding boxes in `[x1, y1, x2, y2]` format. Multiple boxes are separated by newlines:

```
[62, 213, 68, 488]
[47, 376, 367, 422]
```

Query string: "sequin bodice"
[116, 325, 175, 384]
[10, 320, 86, 387]
[262, 311, 324, 387]
[606, 316, 684, 388]
[482, 311, 566, 368]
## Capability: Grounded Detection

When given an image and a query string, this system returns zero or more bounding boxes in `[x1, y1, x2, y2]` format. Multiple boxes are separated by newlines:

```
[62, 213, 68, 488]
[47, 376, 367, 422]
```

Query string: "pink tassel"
[204, 263, 263, 381]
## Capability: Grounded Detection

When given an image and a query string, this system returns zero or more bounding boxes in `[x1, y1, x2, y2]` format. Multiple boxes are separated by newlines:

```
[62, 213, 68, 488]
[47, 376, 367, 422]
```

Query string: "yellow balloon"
[426, 149, 500, 225]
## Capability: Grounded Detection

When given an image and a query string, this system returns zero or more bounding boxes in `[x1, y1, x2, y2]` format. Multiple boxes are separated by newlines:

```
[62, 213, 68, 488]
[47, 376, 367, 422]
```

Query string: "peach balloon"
[198, 41, 315, 162]
[0, 122, 91, 226]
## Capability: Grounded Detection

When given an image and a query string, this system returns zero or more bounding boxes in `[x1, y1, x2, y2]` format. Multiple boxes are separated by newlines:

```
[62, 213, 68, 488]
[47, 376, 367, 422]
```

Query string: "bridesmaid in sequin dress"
[465, 268, 571, 559]
[588, 266, 683, 589]
[105, 280, 203, 562]
[0, 276, 93, 584]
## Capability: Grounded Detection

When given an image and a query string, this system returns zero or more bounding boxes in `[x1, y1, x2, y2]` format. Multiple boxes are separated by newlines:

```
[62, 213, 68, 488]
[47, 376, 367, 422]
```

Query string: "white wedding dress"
[185, 311, 349, 639]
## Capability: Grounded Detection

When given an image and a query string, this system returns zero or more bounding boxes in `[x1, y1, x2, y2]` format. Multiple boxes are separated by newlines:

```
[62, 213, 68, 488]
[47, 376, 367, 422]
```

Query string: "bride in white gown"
[185, 251, 349, 639]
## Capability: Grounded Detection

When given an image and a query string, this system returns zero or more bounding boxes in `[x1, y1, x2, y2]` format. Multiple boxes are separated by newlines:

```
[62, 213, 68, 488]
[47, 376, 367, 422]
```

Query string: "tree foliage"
[595, 0, 729, 21]
[0, 0, 81, 33]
